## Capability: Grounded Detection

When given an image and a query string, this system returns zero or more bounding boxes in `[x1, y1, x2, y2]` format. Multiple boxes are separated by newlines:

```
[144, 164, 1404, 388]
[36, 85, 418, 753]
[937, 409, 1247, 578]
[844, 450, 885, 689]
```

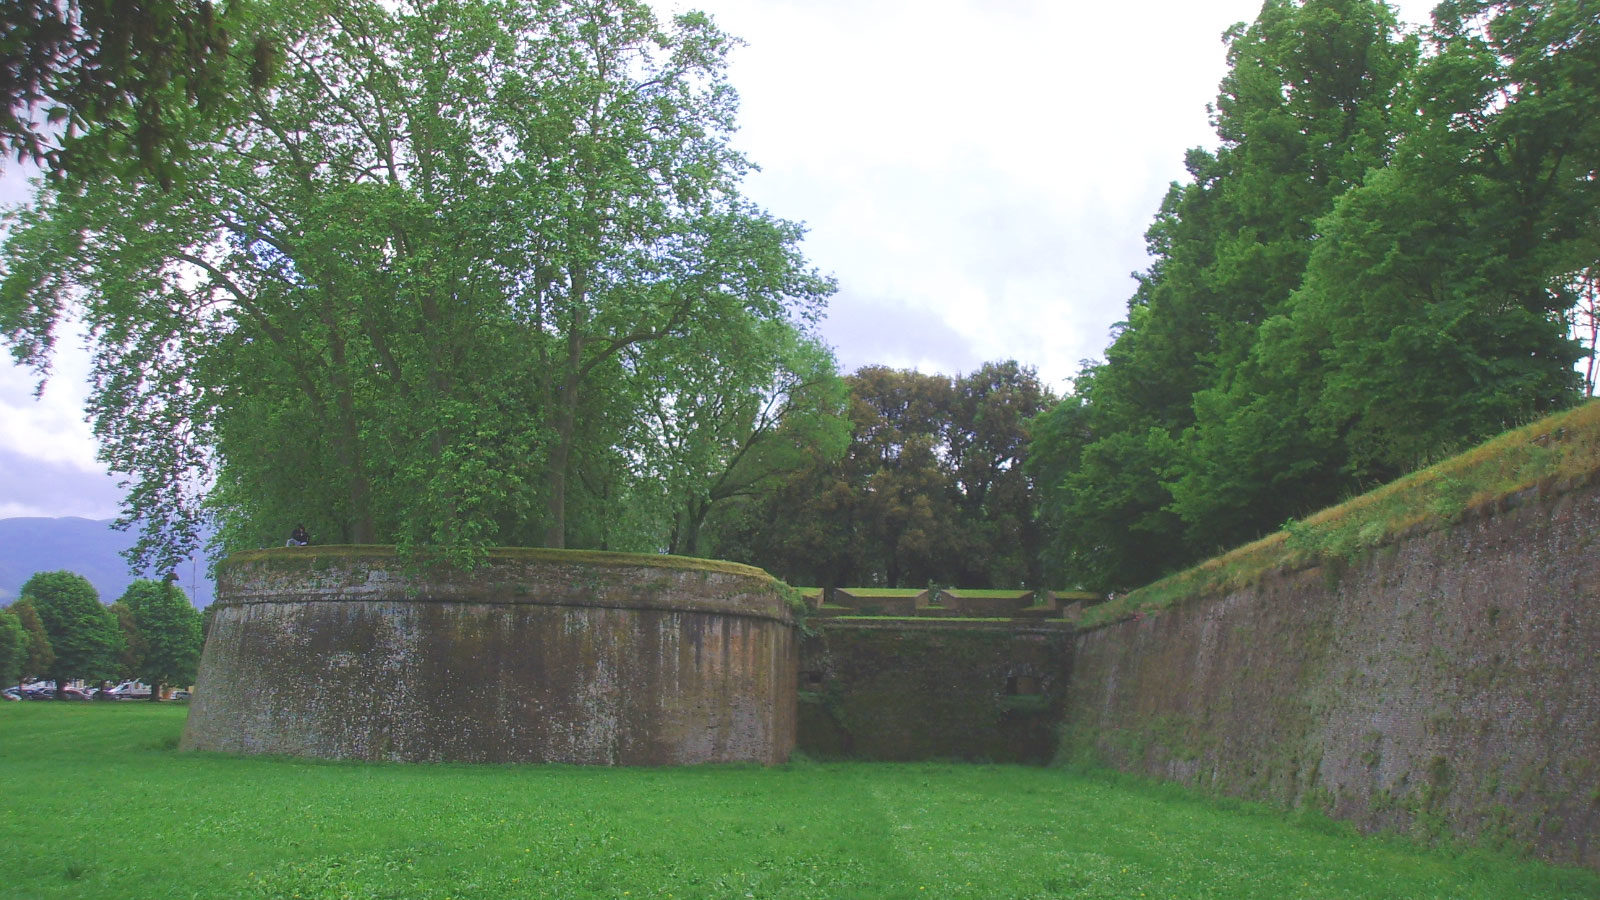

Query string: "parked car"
[2, 687, 20, 701]
[171, 689, 192, 701]
[58, 686, 92, 701]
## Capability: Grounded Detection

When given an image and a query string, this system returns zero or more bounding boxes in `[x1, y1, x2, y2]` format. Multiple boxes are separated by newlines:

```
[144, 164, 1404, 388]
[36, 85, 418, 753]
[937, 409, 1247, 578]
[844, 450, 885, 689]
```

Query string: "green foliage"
[2, 705, 1597, 899]
[0, 607, 26, 687]
[18, 570, 121, 688]
[115, 579, 203, 694]
[716, 361, 1055, 589]
[8, 598, 55, 679]
[1, 0, 832, 571]
[639, 319, 851, 557]
[1033, 0, 1597, 592]
[1081, 399, 1600, 629]
[108, 601, 141, 679]
[0, 0, 272, 184]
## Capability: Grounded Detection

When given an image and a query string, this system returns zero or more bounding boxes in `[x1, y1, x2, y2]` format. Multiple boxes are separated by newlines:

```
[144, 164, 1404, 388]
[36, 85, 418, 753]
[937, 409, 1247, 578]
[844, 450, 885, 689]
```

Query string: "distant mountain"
[0, 517, 213, 609]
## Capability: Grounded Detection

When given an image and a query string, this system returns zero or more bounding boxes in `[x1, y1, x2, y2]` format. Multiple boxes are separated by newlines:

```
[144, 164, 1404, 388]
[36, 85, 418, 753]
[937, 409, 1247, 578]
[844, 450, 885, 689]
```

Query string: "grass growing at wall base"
[4, 704, 1597, 900]
[1083, 399, 1600, 629]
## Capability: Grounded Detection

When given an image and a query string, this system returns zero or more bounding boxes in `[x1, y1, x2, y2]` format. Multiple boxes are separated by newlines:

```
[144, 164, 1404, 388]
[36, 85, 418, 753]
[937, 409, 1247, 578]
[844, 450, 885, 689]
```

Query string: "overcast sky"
[0, 0, 1437, 521]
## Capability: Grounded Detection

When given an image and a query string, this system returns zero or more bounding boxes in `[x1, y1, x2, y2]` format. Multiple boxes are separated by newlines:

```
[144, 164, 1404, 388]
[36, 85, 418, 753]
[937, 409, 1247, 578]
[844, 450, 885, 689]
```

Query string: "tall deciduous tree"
[1033, 0, 1419, 588]
[19, 571, 121, 694]
[115, 579, 204, 698]
[1, 0, 830, 567]
[1276, 0, 1596, 482]
[0, 607, 27, 690]
[715, 362, 1053, 589]
[637, 320, 849, 557]
[8, 598, 54, 683]
[1034, 0, 1596, 592]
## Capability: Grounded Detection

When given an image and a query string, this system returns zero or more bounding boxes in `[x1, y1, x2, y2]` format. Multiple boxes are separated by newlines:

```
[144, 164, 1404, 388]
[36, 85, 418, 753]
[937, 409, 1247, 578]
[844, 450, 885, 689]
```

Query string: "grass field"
[2, 705, 1596, 900]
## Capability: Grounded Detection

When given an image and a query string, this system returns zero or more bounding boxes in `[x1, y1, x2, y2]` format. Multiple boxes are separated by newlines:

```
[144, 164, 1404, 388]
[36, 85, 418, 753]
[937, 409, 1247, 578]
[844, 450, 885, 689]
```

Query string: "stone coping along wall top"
[188, 547, 799, 765]
[216, 545, 796, 625]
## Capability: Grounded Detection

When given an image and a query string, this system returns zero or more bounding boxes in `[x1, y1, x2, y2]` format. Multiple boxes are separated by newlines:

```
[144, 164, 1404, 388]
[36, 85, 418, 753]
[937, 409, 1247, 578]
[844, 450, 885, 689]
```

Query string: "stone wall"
[798, 619, 1071, 763]
[1061, 481, 1600, 869]
[813, 588, 1097, 619]
[183, 548, 798, 765]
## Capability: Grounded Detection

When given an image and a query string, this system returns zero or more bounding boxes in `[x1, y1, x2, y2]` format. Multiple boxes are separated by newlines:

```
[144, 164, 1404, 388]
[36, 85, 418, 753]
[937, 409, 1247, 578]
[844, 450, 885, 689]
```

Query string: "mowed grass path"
[2, 705, 1596, 900]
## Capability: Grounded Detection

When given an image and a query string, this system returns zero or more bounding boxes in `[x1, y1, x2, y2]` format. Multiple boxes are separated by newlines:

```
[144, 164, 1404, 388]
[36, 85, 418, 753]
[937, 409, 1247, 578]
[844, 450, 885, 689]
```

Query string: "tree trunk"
[544, 419, 572, 549]
[544, 272, 588, 549]
[322, 310, 377, 543]
[679, 502, 709, 559]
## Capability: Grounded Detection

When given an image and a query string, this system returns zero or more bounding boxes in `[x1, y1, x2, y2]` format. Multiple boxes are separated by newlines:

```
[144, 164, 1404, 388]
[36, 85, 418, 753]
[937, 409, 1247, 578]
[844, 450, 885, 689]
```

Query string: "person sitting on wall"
[287, 524, 311, 547]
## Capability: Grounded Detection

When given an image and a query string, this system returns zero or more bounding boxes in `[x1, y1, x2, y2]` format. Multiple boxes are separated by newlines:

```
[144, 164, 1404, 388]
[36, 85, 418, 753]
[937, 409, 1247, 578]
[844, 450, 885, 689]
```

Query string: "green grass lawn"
[3, 705, 1596, 900]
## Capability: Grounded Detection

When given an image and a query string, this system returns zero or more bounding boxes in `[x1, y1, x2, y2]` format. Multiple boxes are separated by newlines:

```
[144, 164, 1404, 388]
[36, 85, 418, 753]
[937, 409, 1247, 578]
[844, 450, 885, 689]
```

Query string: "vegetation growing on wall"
[1081, 399, 1600, 629]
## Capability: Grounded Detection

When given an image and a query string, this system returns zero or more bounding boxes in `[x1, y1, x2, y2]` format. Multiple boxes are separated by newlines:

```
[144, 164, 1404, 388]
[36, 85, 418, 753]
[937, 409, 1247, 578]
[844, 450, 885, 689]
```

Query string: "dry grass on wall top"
[1082, 398, 1600, 630]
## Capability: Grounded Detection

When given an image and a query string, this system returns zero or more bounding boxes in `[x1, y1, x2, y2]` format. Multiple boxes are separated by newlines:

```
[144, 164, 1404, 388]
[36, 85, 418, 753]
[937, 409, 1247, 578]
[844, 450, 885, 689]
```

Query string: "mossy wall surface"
[1061, 482, 1600, 869]
[183, 548, 797, 765]
[798, 620, 1071, 763]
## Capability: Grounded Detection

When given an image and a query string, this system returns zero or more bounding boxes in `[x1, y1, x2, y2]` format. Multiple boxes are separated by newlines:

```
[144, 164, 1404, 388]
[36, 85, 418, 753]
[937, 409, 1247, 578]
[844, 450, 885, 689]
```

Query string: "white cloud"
[686, 0, 1438, 392]
[0, 335, 105, 476]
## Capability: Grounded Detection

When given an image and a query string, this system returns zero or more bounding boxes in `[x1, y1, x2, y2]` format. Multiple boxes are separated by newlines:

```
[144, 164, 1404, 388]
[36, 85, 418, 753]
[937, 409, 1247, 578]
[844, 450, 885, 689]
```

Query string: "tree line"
[707, 361, 1055, 589]
[2, 0, 1595, 595]
[0, 572, 204, 698]
[1028, 0, 1599, 591]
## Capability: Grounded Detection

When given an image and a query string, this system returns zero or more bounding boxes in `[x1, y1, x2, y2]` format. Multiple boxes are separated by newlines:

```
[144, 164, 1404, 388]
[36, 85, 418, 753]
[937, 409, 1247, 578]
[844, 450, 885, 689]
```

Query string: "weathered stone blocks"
[1061, 482, 1600, 870]
[181, 548, 798, 765]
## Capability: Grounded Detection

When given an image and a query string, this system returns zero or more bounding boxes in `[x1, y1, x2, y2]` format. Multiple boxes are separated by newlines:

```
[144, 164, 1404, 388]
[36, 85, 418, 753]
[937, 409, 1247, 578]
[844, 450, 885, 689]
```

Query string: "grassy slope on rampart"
[1084, 399, 1600, 629]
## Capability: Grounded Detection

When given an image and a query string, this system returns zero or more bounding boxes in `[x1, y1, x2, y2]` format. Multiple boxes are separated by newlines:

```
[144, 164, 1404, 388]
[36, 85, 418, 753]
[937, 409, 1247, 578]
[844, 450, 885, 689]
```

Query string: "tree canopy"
[714, 361, 1055, 589]
[114, 579, 204, 696]
[1, 0, 833, 568]
[18, 571, 121, 692]
[1031, 0, 1597, 592]
[1, 0, 273, 184]
[0, 607, 27, 689]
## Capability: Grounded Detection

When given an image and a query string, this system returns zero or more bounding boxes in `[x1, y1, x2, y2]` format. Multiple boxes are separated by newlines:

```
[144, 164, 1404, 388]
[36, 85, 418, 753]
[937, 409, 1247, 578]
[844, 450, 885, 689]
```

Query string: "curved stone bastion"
[181, 548, 799, 765]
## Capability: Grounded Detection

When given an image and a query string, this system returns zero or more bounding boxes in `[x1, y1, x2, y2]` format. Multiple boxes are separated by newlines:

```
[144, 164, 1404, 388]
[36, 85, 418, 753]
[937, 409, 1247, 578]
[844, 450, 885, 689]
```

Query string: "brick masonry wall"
[1061, 482, 1600, 869]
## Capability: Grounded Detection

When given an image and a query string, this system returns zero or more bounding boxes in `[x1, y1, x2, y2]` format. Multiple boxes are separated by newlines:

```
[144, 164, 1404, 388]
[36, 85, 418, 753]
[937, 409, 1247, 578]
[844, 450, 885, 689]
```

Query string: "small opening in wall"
[1005, 674, 1040, 695]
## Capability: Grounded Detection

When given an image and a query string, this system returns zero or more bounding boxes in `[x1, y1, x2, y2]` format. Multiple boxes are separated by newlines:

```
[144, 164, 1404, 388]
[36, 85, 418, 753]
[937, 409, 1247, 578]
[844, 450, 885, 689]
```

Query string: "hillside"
[0, 517, 213, 608]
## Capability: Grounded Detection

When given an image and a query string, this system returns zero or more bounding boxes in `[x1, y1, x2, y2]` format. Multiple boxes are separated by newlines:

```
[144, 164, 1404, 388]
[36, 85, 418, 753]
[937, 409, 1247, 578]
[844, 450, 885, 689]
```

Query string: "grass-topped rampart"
[1083, 399, 1600, 629]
